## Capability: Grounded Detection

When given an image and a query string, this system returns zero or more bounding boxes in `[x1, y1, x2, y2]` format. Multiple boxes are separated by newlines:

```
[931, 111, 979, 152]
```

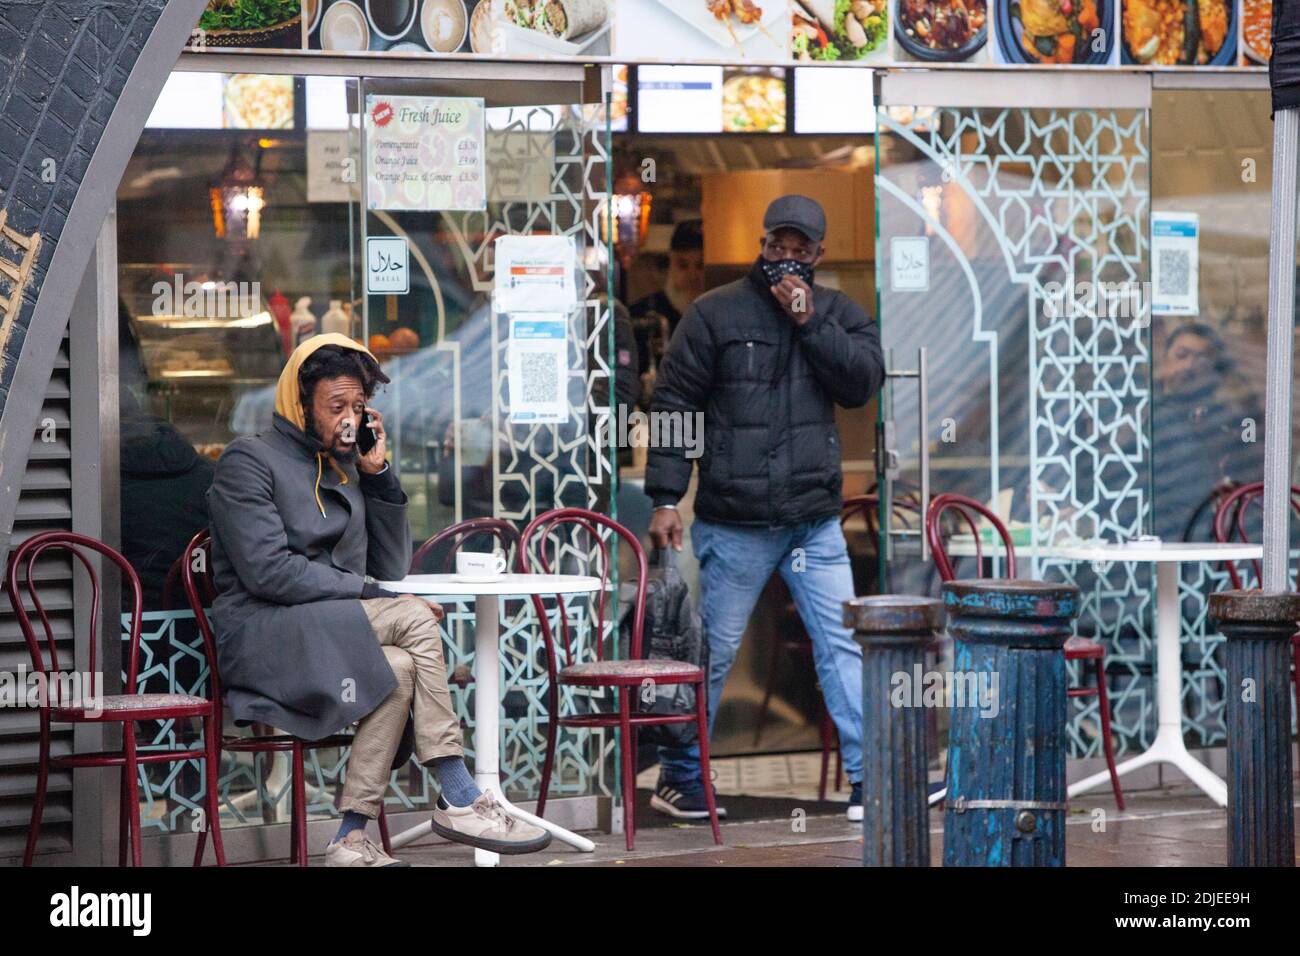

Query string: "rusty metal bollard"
[941, 579, 1080, 867]
[846, 595, 947, 867]
[1209, 590, 1300, 867]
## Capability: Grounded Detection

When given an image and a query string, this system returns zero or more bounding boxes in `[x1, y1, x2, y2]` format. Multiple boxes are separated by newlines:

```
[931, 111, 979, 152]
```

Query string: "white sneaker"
[430, 792, 552, 854]
[847, 782, 863, 822]
[325, 829, 408, 867]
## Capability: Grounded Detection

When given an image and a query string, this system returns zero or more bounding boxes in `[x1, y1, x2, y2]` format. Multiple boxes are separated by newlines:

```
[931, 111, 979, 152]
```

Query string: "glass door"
[873, 101, 1153, 759]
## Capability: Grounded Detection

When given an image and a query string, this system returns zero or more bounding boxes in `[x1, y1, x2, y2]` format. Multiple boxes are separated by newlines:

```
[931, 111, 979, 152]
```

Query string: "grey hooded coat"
[206, 414, 412, 741]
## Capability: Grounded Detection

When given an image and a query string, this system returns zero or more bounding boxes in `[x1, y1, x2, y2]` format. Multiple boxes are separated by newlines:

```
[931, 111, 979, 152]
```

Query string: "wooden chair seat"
[1064, 635, 1105, 660]
[52, 692, 211, 722]
[559, 658, 705, 686]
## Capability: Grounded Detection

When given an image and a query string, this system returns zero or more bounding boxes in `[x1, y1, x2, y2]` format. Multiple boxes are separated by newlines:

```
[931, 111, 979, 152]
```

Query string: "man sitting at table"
[208, 334, 550, 866]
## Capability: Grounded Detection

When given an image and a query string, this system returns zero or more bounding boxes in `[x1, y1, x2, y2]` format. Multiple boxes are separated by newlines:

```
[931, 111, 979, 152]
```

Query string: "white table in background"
[1051, 541, 1263, 808]
[380, 572, 602, 866]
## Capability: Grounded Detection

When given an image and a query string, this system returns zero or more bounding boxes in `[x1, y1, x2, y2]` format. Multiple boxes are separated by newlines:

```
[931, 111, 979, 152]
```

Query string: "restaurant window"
[114, 67, 616, 838]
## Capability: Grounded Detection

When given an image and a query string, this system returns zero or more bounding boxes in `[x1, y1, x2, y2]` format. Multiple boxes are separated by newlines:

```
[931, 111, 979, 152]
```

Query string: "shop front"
[4, 0, 1292, 865]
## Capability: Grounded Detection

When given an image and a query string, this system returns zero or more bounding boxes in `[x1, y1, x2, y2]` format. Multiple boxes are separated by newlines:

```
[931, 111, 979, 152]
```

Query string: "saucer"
[451, 572, 507, 583]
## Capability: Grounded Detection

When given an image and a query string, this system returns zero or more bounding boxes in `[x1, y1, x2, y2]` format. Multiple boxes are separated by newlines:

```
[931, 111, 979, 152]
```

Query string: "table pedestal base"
[1067, 724, 1227, 807]
[387, 592, 598, 864]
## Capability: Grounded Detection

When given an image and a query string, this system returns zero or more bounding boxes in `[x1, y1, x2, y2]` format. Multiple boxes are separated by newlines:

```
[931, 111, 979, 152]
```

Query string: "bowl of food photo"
[1120, 0, 1236, 66]
[995, 0, 1112, 64]
[895, 0, 988, 61]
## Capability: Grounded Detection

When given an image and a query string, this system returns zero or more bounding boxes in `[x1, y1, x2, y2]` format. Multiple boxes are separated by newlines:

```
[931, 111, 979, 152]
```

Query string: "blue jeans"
[658, 516, 863, 787]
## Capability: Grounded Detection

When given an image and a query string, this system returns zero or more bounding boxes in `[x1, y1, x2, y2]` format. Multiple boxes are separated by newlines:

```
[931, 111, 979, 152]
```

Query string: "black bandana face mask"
[759, 255, 815, 287]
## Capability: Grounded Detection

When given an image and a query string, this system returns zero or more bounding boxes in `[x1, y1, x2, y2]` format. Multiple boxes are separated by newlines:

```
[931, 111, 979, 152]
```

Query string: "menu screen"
[793, 67, 874, 134]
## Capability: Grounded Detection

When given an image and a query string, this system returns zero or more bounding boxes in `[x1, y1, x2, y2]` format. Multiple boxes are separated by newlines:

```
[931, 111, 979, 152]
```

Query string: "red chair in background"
[410, 517, 521, 691]
[182, 529, 394, 867]
[520, 507, 722, 851]
[753, 493, 921, 800]
[1212, 481, 1300, 725]
[10, 531, 226, 867]
[926, 493, 1125, 810]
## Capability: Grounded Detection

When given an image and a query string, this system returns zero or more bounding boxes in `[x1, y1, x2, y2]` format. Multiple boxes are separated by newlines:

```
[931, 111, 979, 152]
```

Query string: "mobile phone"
[357, 415, 378, 455]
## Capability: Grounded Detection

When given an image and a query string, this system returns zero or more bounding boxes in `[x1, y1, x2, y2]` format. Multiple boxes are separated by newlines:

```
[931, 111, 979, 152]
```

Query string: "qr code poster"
[1151, 212, 1199, 316]
[507, 315, 569, 424]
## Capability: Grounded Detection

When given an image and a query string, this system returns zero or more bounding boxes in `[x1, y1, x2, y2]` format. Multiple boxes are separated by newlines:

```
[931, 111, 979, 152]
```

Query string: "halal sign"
[371, 101, 394, 127]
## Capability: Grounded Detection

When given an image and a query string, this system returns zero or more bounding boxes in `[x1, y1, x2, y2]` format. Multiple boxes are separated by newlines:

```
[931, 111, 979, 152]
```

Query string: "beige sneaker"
[324, 829, 408, 867]
[430, 792, 552, 855]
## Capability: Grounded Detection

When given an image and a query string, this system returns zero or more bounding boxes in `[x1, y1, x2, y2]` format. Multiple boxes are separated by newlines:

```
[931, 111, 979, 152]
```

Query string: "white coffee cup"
[456, 550, 507, 577]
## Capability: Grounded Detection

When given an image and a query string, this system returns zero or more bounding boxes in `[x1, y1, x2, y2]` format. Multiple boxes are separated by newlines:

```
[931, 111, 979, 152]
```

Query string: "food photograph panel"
[613, 0, 791, 62]
[1240, 0, 1269, 65]
[892, 0, 990, 62]
[304, 0, 552, 56]
[991, 0, 1119, 64]
[186, 0, 305, 49]
[1118, 0, 1239, 66]
[790, 0, 890, 63]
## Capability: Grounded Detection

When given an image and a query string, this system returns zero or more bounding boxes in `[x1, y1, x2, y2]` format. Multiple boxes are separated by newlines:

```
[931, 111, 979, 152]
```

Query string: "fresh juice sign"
[365, 95, 485, 211]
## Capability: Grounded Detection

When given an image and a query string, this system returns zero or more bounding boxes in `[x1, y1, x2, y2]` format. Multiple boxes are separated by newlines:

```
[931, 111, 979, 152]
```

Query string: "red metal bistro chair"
[520, 507, 722, 851]
[182, 530, 394, 867]
[10, 531, 226, 867]
[1212, 481, 1300, 726]
[926, 493, 1126, 810]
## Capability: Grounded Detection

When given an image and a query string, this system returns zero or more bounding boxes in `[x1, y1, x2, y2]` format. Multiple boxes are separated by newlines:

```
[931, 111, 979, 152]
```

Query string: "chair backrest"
[5, 531, 144, 707]
[518, 508, 647, 667]
[1211, 481, 1300, 589]
[841, 493, 923, 556]
[411, 517, 521, 574]
[925, 492, 1017, 582]
[180, 529, 223, 724]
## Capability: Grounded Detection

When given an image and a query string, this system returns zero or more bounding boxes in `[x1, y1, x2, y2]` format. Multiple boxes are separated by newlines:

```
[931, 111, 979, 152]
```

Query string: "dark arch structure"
[0, 0, 210, 563]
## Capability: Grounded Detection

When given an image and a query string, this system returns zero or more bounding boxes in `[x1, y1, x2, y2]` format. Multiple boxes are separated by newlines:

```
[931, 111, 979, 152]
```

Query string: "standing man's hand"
[356, 406, 387, 475]
[649, 506, 684, 552]
[770, 275, 814, 326]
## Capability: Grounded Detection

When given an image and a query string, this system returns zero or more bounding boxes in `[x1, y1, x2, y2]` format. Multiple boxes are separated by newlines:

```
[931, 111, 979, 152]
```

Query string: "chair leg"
[24, 717, 50, 866]
[537, 681, 559, 818]
[753, 634, 782, 747]
[696, 681, 723, 846]
[1093, 659, 1125, 812]
[123, 724, 142, 867]
[1293, 642, 1300, 738]
[119, 756, 129, 867]
[292, 740, 308, 867]
[817, 697, 831, 801]
[618, 687, 636, 852]
[378, 806, 392, 855]
[199, 716, 226, 866]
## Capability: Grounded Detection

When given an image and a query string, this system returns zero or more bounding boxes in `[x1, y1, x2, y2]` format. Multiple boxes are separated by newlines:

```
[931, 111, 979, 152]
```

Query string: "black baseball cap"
[763, 194, 826, 245]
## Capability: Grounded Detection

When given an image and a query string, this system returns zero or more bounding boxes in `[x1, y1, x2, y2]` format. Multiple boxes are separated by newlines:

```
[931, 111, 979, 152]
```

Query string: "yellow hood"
[274, 333, 381, 432]
[274, 333, 382, 517]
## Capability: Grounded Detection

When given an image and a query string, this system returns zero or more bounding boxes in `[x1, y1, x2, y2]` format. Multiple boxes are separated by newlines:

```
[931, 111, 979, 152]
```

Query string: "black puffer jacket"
[645, 262, 885, 527]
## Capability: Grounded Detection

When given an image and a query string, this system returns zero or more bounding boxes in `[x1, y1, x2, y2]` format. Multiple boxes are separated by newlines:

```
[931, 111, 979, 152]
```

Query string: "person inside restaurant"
[630, 219, 705, 386]
[206, 334, 551, 866]
[1151, 322, 1263, 541]
[645, 195, 886, 822]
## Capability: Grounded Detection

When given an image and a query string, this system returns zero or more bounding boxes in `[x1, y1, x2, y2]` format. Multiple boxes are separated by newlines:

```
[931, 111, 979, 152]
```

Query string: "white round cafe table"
[378, 572, 602, 866]
[1048, 541, 1263, 808]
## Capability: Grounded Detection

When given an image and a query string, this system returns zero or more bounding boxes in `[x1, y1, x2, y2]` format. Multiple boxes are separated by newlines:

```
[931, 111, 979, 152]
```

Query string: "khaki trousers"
[340, 597, 464, 817]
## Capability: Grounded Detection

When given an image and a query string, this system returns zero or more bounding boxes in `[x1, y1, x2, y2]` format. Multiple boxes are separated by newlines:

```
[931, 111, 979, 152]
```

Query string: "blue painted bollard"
[1208, 590, 1300, 867]
[846, 595, 947, 867]
[941, 579, 1079, 867]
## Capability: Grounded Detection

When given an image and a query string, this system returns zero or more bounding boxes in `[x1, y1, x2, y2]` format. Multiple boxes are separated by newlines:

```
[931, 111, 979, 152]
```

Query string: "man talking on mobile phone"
[645, 196, 886, 823]
[207, 334, 550, 866]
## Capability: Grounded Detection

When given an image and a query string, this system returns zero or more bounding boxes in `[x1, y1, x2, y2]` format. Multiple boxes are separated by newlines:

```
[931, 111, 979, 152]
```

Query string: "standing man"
[645, 196, 885, 822]
[632, 220, 706, 383]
